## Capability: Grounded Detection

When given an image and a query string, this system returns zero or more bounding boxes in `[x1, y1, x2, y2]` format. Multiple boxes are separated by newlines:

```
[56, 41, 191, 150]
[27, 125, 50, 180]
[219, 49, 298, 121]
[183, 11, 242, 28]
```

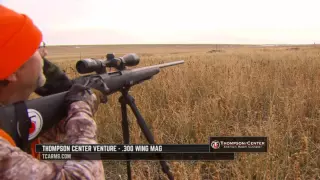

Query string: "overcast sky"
[2, 0, 320, 45]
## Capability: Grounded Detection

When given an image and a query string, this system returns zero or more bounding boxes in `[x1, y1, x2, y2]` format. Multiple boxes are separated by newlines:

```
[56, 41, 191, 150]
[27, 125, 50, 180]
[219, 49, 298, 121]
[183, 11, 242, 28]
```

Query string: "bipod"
[119, 87, 174, 180]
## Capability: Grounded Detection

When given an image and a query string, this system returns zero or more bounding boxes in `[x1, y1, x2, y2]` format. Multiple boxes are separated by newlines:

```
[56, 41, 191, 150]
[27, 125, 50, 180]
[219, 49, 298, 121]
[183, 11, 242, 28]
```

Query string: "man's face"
[0, 49, 46, 104]
[14, 50, 46, 91]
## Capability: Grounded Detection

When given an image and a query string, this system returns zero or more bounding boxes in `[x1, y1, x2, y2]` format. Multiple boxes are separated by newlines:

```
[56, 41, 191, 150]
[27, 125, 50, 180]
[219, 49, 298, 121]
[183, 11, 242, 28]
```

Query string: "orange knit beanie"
[0, 5, 42, 79]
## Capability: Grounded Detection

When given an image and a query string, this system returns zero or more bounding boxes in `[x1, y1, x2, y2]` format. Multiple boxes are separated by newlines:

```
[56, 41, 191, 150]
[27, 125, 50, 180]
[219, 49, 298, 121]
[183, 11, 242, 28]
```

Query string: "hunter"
[0, 5, 105, 179]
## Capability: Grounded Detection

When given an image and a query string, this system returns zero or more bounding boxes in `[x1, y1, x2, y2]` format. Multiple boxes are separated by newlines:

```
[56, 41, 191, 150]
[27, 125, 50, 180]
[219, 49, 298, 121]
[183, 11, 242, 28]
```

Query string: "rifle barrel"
[158, 60, 184, 68]
[146, 60, 184, 69]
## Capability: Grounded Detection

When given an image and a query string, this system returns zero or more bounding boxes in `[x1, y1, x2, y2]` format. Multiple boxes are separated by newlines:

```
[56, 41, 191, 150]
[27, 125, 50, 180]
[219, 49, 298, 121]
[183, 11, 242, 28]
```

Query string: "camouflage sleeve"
[38, 117, 66, 143]
[0, 101, 105, 180]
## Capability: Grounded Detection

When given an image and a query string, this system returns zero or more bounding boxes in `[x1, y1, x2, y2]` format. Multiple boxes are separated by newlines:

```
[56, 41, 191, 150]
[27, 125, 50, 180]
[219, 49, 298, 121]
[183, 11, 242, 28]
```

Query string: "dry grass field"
[43, 44, 320, 180]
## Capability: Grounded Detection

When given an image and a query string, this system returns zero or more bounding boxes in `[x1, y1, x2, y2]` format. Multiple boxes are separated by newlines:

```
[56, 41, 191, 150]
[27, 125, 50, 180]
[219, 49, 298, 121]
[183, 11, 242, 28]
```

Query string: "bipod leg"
[119, 90, 131, 180]
[124, 93, 174, 180]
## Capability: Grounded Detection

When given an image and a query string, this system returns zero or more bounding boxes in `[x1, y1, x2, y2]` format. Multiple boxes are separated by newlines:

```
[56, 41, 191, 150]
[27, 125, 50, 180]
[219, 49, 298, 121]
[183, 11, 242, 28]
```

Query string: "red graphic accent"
[29, 122, 36, 134]
[211, 141, 220, 149]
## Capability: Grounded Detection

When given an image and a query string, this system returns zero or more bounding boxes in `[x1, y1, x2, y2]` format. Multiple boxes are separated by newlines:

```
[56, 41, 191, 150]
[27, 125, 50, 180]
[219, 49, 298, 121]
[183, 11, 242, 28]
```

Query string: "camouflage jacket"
[0, 101, 105, 180]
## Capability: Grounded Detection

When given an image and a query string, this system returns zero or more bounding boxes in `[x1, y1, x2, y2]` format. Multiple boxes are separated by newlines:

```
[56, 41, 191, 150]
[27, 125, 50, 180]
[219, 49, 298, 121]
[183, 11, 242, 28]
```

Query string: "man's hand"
[64, 84, 99, 114]
[39, 84, 103, 143]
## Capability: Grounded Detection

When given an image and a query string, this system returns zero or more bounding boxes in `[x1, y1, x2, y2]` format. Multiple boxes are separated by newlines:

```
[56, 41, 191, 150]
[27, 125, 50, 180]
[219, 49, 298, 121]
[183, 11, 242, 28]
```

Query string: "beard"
[36, 59, 47, 88]
[36, 72, 46, 88]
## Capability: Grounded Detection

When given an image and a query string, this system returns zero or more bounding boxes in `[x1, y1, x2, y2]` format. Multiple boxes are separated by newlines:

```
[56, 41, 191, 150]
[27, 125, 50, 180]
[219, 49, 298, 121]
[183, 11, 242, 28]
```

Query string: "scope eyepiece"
[76, 59, 104, 74]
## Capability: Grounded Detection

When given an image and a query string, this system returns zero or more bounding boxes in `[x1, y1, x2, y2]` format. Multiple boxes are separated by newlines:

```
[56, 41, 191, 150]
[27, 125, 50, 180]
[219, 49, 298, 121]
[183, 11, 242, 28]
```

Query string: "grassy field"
[45, 44, 320, 180]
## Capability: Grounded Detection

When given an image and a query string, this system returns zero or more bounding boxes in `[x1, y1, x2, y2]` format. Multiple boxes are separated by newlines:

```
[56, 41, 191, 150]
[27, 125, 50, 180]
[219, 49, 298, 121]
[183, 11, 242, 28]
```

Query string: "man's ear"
[0, 73, 16, 87]
[6, 73, 17, 82]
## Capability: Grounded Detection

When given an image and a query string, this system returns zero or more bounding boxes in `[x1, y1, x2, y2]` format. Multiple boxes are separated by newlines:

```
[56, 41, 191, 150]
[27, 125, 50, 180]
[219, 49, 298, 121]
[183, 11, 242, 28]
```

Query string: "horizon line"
[45, 43, 319, 47]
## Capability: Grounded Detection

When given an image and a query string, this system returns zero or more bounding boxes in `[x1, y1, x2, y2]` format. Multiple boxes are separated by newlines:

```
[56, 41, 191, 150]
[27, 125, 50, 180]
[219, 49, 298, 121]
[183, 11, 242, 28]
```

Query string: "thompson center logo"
[213, 140, 266, 149]
[17, 109, 43, 140]
[211, 140, 221, 149]
[209, 137, 268, 152]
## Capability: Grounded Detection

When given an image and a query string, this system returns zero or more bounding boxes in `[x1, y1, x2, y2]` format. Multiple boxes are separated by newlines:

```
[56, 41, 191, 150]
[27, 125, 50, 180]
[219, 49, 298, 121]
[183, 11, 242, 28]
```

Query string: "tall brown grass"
[50, 45, 320, 180]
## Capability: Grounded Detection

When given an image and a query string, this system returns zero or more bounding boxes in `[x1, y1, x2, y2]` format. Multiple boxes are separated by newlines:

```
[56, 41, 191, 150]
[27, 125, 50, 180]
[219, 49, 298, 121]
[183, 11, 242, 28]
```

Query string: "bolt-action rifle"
[0, 53, 184, 180]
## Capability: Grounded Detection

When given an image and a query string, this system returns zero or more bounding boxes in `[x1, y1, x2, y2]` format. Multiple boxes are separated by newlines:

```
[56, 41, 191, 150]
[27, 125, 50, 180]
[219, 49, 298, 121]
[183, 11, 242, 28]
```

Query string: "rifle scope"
[76, 53, 140, 74]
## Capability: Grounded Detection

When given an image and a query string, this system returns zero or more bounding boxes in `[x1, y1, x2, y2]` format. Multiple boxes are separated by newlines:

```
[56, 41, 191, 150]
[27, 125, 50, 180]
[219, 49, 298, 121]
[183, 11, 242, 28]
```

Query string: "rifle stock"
[0, 92, 67, 144]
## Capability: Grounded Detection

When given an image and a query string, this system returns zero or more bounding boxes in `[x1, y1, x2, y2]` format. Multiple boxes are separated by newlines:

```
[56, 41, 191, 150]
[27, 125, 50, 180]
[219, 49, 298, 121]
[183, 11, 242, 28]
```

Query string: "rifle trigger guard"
[95, 76, 109, 104]
[81, 76, 109, 104]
